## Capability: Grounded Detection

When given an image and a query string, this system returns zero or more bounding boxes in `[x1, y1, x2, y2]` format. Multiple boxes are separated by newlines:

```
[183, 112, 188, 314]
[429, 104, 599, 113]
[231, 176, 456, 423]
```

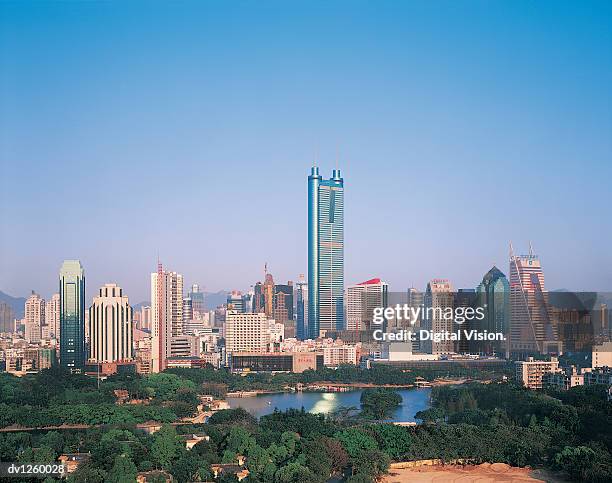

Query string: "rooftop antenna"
[509, 241, 514, 260]
[529, 241, 534, 257]
[336, 142, 339, 171]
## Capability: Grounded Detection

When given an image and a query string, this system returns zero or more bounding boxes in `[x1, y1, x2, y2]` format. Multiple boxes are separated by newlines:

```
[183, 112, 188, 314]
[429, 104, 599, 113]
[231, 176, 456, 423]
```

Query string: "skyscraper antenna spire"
[509, 241, 514, 260]
[529, 241, 534, 256]
[336, 143, 339, 171]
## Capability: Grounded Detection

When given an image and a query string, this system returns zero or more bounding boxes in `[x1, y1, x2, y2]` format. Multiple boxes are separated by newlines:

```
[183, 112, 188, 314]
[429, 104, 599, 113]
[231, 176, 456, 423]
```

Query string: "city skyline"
[1, 1, 611, 302]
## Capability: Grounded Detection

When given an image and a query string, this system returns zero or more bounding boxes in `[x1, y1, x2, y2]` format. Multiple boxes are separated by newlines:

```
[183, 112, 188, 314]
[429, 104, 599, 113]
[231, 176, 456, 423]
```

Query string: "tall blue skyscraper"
[59, 260, 86, 371]
[308, 166, 344, 338]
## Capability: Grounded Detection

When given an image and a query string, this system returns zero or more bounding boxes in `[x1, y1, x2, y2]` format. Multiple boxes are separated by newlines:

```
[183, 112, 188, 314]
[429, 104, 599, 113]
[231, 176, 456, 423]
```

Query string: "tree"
[350, 448, 390, 479]
[226, 426, 256, 455]
[39, 431, 64, 454]
[335, 428, 378, 458]
[67, 464, 107, 483]
[320, 436, 349, 473]
[106, 455, 137, 483]
[554, 445, 604, 481]
[150, 425, 180, 469]
[373, 424, 412, 460]
[207, 408, 257, 426]
[415, 406, 446, 423]
[360, 388, 402, 420]
[170, 453, 202, 483]
[274, 462, 315, 482]
[303, 439, 332, 481]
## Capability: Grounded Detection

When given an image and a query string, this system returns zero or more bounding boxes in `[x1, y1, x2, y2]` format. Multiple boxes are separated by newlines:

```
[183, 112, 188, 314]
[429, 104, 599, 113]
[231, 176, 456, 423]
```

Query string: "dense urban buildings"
[59, 260, 86, 371]
[308, 166, 344, 338]
[88, 284, 133, 363]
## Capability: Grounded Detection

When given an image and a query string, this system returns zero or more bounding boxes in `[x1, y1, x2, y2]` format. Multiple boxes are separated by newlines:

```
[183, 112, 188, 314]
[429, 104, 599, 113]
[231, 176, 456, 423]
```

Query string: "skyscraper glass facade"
[59, 260, 86, 371]
[476, 266, 510, 355]
[308, 167, 344, 338]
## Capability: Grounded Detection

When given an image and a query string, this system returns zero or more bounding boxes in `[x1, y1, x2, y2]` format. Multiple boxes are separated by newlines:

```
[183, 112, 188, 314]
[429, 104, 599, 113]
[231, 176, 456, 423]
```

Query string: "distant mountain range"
[0, 291, 26, 319]
[133, 290, 229, 312]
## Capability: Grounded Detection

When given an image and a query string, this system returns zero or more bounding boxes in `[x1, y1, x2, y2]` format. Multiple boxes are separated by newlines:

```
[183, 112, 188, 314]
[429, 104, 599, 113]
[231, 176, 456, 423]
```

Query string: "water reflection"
[227, 388, 431, 421]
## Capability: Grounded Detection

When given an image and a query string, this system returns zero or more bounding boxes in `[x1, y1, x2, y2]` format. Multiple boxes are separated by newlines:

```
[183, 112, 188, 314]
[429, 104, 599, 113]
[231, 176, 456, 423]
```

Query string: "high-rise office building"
[273, 282, 294, 338]
[424, 279, 455, 354]
[45, 293, 60, 339]
[88, 284, 133, 363]
[295, 276, 308, 340]
[407, 288, 424, 352]
[263, 272, 274, 317]
[509, 245, 557, 355]
[476, 266, 510, 355]
[24, 291, 45, 343]
[151, 264, 184, 372]
[346, 278, 388, 332]
[0, 302, 15, 333]
[273, 283, 293, 322]
[454, 288, 477, 354]
[253, 282, 265, 313]
[308, 166, 344, 338]
[59, 260, 86, 371]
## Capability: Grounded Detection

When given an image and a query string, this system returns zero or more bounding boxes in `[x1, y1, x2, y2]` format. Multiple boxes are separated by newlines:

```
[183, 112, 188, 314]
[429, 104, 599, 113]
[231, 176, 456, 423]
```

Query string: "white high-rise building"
[424, 279, 455, 354]
[140, 306, 152, 330]
[88, 284, 133, 363]
[225, 311, 271, 353]
[24, 291, 45, 343]
[346, 278, 388, 332]
[45, 293, 60, 339]
[151, 265, 184, 372]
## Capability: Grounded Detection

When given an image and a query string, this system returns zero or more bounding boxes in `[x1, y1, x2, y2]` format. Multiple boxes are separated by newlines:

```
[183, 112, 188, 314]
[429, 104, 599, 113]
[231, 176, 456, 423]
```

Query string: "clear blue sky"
[1, 1, 611, 303]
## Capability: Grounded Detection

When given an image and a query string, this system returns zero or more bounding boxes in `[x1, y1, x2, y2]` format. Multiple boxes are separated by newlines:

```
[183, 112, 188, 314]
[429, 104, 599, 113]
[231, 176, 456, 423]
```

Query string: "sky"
[0, 0, 611, 303]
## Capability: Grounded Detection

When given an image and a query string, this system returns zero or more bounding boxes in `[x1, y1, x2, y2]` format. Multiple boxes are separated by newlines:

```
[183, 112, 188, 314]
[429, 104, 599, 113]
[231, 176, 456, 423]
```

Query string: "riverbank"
[225, 376, 469, 397]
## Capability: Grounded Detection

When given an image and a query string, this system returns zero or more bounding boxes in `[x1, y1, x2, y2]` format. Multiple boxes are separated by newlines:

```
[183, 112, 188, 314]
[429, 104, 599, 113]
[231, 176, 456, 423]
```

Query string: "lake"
[227, 387, 431, 421]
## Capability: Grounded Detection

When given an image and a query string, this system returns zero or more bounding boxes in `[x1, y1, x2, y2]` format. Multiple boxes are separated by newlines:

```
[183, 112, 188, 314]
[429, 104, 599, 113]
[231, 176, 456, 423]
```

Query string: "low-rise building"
[543, 366, 584, 390]
[515, 356, 560, 390]
[592, 341, 612, 369]
[323, 344, 358, 366]
[231, 351, 324, 373]
[583, 367, 612, 386]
